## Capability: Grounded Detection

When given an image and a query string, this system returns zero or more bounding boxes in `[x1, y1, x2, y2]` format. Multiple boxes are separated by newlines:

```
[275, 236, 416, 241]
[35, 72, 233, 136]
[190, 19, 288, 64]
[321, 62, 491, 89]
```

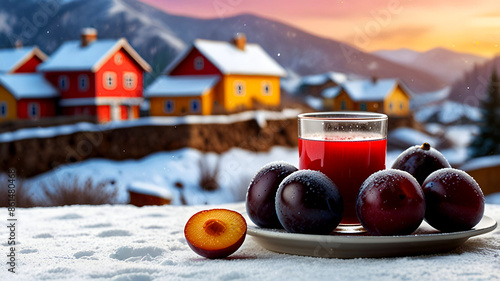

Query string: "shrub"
[198, 156, 220, 191]
[37, 177, 118, 206]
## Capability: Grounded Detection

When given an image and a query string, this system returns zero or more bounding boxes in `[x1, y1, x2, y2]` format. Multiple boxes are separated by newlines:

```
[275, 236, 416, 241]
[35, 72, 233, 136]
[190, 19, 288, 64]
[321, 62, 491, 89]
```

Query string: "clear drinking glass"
[298, 112, 388, 233]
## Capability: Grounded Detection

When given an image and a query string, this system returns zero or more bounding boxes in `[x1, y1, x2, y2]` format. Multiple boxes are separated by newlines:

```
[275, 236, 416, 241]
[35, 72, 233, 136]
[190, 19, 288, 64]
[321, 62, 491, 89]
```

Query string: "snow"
[388, 128, 439, 148]
[304, 96, 323, 110]
[461, 155, 500, 172]
[321, 86, 341, 99]
[2, 202, 499, 280]
[300, 71, 347, 86]
[165, 39, 287, 77]
[0, 46, 35, 73]
[0, 74, 59, 99]
[342, 79, 401, 102]
[144, 75, 220, 97]
[127, 182, 173, 200]
[24, 146, 299, 205]
[486, 193, 500, 204]
[37, 39, 150, 72]
[414, 101, 482, 124]
[0, 109, 301, 143]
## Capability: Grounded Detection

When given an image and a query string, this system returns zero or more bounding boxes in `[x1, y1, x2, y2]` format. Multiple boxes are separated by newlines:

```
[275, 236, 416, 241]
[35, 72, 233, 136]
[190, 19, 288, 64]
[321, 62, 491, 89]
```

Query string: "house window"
[78, 74, 89, 92]
[123, 72, 137, 90]
[114, 53, 123, 65]
[400, 102, 404, 110]
[59, 75, 69, 91]
[0, 102, 7, 117]
[261, 81, 272, 96]
[190, 99, 201, 113]
[103, 71, 117, 90]
[164, 100, 174, 113]
[360, 103, 367, 111]
[341, 100, 346, 110]
[389, 102, 393, 111]
[234, 81, 245, 96]
[28, 102, 39, 118]
[194, 56, 204, 70]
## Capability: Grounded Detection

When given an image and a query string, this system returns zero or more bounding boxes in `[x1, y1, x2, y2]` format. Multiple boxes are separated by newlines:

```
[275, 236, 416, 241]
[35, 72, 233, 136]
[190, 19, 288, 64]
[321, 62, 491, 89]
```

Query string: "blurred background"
[0, 0, 499, 207]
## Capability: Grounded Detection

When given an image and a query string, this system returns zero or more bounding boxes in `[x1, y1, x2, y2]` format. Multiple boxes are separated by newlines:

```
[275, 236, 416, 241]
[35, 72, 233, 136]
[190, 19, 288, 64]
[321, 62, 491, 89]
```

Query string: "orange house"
[147, 34, 287, 116]
[38, 28, 151, 122]
[322, 78, 412, 117]
[0, 45, 47, 73]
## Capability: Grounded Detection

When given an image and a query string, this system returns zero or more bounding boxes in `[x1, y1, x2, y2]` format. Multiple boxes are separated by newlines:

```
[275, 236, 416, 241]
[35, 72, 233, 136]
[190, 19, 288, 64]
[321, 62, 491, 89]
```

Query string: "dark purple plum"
[275, 170, 343, 234]
[422, 168, 484, 232]
[246, 161, 298, 228]
[356, 169, 425, 236]
[392, 143, 451, 185]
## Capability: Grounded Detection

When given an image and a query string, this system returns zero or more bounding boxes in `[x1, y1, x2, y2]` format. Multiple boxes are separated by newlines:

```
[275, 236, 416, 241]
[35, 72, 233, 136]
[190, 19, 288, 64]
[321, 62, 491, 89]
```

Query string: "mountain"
[448, 56, 500, 106]
[374, 48, 488, 84]
[0, 0, 446, 92]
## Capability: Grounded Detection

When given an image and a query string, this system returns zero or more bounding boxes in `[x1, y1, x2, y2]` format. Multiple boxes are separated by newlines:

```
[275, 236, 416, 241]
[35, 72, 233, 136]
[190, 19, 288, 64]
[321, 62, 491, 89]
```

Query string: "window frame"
[194, 56, 204, 70]
[261, 81, 272, 96]
[190, 99, 201, 113]
[27, 102, 40, 118]
[0, 102, 7, 117]
[233, 81, 245, 96]
[103, 71, 117, 90]
[123, 72, 137, 90]
[58, 75, 69, 91]
[78, 74, 89, 92]
[163, 99, 175, 114]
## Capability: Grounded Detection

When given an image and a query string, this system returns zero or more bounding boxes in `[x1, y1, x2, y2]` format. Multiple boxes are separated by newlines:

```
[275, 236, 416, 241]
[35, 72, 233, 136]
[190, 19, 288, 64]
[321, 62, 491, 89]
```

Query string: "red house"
[0, 74, 59, 121]
[0, 45, 47, 73]
[38, 28, 151, 122]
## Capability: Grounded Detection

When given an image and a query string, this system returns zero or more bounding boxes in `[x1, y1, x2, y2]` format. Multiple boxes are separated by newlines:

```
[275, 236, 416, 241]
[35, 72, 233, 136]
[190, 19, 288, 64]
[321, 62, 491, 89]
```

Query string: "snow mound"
[414, 101, 481, 124]
[461, 155, 500, 171]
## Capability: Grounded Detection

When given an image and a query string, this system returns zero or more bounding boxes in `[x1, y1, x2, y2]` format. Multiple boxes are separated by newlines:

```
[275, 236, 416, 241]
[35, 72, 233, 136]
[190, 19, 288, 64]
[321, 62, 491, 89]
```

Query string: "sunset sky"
[140, 0, 500, 58]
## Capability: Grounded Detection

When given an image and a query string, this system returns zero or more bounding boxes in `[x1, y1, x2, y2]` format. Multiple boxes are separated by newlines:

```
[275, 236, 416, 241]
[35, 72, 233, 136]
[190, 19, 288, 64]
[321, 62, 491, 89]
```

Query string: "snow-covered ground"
[23, 146, 299, 206]
[1, 202, 499, 280]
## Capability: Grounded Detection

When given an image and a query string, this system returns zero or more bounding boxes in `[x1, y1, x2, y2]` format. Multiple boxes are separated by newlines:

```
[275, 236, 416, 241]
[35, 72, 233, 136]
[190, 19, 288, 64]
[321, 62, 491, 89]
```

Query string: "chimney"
[232, 33, 246, 51]
[14, 40, 23, 49]
[371, 76, 378, 83]
[81, 27, 98, 47]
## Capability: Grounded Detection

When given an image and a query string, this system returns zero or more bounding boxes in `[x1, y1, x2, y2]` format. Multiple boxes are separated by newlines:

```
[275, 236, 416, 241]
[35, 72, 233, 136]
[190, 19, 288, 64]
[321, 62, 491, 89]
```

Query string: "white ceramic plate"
[247, 216, 497, 258]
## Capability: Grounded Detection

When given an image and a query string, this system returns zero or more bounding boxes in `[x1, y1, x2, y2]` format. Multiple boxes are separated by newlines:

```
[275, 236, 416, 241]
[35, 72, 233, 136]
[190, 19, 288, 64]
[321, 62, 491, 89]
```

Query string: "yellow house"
[322, 78, 412, 117]
[146, 34, 287, 116]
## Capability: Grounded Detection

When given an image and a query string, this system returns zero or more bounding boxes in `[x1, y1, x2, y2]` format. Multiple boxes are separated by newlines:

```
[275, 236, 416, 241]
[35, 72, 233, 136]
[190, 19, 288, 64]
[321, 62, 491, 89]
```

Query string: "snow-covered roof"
[301, 72, 347, 86]
[145, 75, 220, 97]
[0, 46, 47, 73]
[165, 39, 287, 77]
[127, 181, 173, 200]
[321, 86, 342, 99]
[461, 155, 500, 172]
[0, 73, 59, 99]
[342, 78, 408, 102]
[38, 38, 151, 72]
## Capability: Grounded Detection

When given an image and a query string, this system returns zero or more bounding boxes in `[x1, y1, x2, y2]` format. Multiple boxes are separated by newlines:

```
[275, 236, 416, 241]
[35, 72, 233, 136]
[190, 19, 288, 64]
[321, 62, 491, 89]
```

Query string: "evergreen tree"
[469, 68, 500, 158]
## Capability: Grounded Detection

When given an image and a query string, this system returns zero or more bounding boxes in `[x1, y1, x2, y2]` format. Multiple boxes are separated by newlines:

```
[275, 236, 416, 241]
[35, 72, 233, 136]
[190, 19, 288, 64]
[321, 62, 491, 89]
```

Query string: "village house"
[37, 28, 151, 122]
[322, 78, 412, 117]
[0, 74, 59, 121]
[297, 72, 351, 97]
[0, 44, 47, 74]
[145, 34, 287, 116]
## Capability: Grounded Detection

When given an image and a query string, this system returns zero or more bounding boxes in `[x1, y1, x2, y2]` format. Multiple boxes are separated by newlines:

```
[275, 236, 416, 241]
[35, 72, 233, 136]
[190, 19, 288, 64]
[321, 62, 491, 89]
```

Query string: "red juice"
[299, 136, 387, 225]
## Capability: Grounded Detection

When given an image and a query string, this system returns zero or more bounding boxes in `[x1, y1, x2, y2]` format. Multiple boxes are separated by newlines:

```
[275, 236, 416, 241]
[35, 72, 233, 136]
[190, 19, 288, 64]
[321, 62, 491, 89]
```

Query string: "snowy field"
[1, 202, 499, 280]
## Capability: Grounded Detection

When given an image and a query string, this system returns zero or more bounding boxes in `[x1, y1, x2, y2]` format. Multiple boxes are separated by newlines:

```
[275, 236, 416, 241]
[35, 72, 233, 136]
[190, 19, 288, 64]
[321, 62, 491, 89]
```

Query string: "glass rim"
[298, 111, 388, 121]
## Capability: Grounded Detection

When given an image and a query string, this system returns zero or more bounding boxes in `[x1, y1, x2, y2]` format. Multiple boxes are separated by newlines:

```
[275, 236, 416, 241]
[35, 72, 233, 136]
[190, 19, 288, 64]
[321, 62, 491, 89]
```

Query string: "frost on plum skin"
[356, 169, 425, 236]
[246, 161, 298, 229]
[275, 170, 343, 235]
[422, 168, 485, 232]
[392, 143, 451, 186]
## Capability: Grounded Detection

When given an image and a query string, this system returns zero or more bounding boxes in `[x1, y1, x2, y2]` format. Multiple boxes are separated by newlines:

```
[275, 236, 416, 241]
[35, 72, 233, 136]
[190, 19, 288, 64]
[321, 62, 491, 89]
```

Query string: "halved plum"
[184, 209, 247, 259]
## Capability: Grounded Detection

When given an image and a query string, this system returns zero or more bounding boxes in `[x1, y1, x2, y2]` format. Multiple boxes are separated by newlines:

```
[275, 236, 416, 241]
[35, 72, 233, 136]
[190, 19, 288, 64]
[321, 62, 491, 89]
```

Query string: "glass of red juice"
[298, 112, 388, 233]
